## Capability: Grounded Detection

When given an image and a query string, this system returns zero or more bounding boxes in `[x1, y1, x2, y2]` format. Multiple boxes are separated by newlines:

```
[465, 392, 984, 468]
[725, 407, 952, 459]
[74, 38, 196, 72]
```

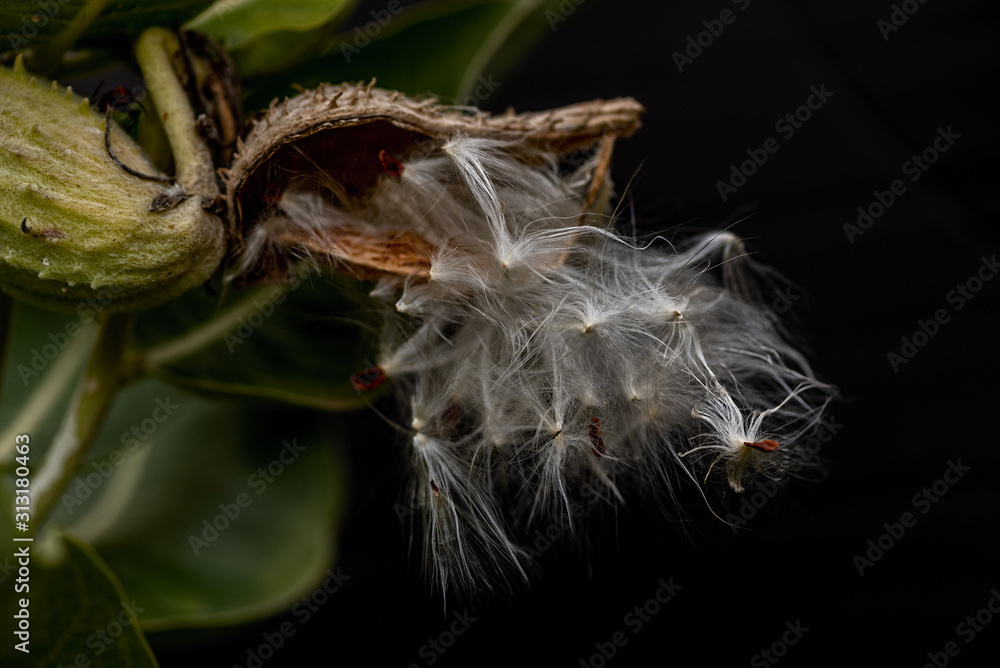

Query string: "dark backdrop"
[159, 0, 1000, 665]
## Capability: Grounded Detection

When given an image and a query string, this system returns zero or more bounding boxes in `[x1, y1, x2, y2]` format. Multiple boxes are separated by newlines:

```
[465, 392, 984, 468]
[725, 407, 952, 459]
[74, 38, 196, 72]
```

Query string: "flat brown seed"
[743, 439, 780, 453]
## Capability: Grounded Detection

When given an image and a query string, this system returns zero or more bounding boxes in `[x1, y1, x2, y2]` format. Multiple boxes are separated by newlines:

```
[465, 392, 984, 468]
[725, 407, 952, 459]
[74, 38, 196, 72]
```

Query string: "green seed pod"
[0, 49, 225, 313]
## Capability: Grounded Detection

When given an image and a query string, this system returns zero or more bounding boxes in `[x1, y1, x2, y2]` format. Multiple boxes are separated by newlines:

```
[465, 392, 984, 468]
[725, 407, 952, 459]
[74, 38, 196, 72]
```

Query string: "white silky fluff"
[259, 133, 835, 596]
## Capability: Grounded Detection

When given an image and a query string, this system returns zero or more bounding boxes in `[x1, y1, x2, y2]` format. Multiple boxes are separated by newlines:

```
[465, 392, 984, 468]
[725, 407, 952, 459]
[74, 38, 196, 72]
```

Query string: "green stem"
[135, 27, 219, 197]
[33, 312, 133, 526]
[132, 284, 292, 375]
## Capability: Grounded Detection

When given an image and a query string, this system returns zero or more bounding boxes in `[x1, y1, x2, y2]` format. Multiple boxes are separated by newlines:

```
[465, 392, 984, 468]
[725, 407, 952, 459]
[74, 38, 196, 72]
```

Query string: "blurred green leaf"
[44, 378, 349, 629]
[84, 1, 215, 41]
[242, 0, 549, 108]
[0, 532, 158, 668]
[212, 0, 358, 79]
[0, 0, 215, 48]
[130, 271, 382, 411]
[185, 0, 357, 49]
[0, 301, 96, 466]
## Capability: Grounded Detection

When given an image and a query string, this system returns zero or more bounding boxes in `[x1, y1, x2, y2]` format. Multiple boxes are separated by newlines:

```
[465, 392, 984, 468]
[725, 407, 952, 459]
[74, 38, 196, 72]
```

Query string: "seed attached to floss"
[350, 366, 387, 392]
[379, 149, 404, 179]
[221, 81, 834, 596]
[743, 439, 780, 453]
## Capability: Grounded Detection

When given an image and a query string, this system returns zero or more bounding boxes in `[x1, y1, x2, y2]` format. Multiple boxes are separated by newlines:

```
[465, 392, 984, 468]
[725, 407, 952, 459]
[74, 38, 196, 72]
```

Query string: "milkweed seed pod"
[0, 42, 226, 313]
[222, 80, 642, 283]
[225, 83, 834, 596]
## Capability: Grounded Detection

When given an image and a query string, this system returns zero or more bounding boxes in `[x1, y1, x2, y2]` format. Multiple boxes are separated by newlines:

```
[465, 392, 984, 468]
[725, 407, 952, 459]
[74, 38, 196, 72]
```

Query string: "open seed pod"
[221, 82, 839, 598]
[222, 81, 644, 285]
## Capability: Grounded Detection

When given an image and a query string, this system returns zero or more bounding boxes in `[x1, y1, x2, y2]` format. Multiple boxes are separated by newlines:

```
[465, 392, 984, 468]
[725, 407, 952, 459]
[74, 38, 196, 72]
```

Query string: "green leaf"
[185, 0, 357, 49]
[0, 0, 215, 50]
[130, 271, 382, 411]
[211, 0, 358, 79]
[84, 1, 216, 41]
[43, 378, 349, 629]
[0, 532, 158, 668]
[241, 0, 549, 108]
[0, 0, 104, 50]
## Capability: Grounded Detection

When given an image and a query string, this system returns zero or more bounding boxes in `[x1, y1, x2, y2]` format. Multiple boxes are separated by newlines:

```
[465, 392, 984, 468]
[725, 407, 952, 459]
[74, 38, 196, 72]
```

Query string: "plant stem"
[33, 312, 133, 526]
[129, 284, 292, 377]
[135, 27, 219, 197]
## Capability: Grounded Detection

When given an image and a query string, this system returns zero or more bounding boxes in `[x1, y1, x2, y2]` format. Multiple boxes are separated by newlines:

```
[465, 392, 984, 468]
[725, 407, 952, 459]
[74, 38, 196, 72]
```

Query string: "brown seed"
[743, 439, 780, 453]
[378, 149, 404, 178]
[350, 366, 387, 392]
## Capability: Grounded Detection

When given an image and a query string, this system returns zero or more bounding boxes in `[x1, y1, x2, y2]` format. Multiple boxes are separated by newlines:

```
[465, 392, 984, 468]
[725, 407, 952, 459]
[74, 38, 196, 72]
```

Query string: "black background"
[158, 0, 1000, 665]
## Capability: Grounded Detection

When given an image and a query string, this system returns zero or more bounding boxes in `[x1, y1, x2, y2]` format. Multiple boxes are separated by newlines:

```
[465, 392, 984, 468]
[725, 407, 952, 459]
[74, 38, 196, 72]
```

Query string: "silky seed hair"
[229, 96, 833, 596]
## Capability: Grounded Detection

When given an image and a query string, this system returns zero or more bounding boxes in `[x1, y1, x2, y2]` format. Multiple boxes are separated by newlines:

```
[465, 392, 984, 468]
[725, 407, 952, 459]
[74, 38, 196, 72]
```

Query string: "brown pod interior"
[224, 83, 644, 285]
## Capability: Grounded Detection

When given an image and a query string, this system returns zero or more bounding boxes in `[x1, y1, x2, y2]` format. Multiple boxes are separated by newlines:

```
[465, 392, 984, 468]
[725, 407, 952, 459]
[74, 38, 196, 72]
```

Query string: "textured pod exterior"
[223, 81, 643, 281]
[0, 57, 226, 312]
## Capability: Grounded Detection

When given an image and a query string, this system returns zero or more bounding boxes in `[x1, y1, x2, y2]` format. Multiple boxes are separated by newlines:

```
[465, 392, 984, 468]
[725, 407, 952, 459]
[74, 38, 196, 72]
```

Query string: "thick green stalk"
[33, 312, 133, 525]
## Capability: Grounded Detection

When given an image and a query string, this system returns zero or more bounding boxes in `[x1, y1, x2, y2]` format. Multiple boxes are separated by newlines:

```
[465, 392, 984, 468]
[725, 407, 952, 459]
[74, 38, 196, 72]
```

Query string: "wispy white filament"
[245, 133, 835, 596]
